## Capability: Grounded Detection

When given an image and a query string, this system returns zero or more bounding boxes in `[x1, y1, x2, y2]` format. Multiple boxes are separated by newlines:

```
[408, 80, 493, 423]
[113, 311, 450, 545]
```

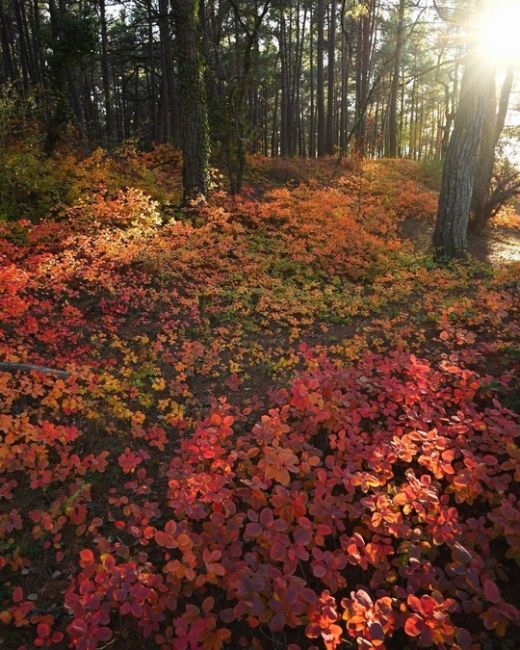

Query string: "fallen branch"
[0, 362, 70, 378]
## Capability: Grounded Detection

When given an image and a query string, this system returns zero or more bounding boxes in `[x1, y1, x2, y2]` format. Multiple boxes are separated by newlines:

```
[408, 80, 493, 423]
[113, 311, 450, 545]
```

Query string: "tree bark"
[326, 0, 336, 154]
[172, 0, 210, 203]
[433, 56, 491, 259]
[158, 0, 173, 142]
[309, 4, 315, 157]
[354, 0, 375, 156]
[388, 0, 405, 157]
[339, 3, 352, 156]
[316, 0, 326, 156]
[146, 0, 158, 142]
[99, 0, 113, 146]
[470, 67, 514, 233]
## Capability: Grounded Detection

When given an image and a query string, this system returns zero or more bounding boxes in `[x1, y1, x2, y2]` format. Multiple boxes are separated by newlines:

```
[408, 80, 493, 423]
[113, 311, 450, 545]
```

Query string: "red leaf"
[79, 549, 95, 566]
[456, 627, 473, 649]
[37, 623, 51, 639]
[294, 526, 313, 546]
[12, 586, 23, 603]
[483, 579, 500, 604]
[404, 614, 424, 637]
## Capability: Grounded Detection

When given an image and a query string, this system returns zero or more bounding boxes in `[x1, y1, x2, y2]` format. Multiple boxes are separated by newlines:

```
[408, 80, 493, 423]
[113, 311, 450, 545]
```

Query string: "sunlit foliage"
[0, 153, 519, 648]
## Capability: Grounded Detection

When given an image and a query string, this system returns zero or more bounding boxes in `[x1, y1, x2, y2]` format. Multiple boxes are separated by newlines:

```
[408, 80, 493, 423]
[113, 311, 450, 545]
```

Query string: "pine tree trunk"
[325, 0, 336, 154]
[146, 0, 158, 143]
[99, 0, 113, 147]
[470, 67, 514, 233]
[339, 6, 352, 156]
[0, 1, 16, 81]
[158, 0, 173, 142]
[469, 73, 496, 232]
[354, 0, 375, 156]
[279, 9, 289, 156]
[309, 5, 315, 158]
[388, 0, 404, 157]
[316, 0, 326, 156]
[172, 0, 210, 203]
[433, 58, 491, 259]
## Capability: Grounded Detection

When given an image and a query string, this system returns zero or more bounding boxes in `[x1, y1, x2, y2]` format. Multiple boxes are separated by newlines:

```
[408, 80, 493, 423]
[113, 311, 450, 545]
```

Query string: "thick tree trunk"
[172, 0, 210, 203]
[470, 67, 514, 233]
[433, 57, 491, 259]
[469, 73, 496, 232]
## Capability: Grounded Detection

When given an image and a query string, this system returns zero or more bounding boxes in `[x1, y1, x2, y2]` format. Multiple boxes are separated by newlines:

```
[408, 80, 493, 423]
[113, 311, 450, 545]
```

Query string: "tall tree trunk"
[172, 0, 210, 203]
[30, 0, 43, 83]
[354, 0, 375, 156]
[388, 0, 405, 157]
[433, 57, 491, 259]
[46, 0, 71, 151]
[339, 4, 352, 156]
[158, 0, 173, 142]
[272, 83, 279, 156]
[309, 4, 315, 158]
[13, 0, 29, 88]
[279, 9, 289, 156]
[469, 73, 496, 230]
[325, 0, 336, 154]
[294, 3, 306, 157]
[470, 67, 514, 233]
[146, 0, 158, 143]
[99, 0, 113, 146]
[316, 0, 325, 156]
[0, 1, 16, 81]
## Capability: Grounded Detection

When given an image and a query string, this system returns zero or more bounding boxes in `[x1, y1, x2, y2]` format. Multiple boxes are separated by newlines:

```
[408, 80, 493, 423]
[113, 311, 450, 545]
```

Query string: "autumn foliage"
[0, 152, 519, 648]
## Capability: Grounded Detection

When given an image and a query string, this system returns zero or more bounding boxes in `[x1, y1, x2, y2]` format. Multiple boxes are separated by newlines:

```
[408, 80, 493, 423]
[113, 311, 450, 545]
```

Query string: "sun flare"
[476, 0, 520, 66]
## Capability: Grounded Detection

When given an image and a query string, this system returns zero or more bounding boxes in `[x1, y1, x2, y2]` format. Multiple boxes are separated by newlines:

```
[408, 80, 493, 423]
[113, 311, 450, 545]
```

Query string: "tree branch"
[0, 362, 70, 378]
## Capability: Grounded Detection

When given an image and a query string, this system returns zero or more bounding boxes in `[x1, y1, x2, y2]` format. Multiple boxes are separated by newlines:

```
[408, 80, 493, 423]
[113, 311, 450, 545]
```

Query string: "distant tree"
[0, 0, 510, 190]
[388, 0, 405, 158]
[353, 0, 377, 156]
[220, 1, 270, 193]
[99, 0, 113, 146]
[325, 0, 337, 154]
[316, 0, 326, 156]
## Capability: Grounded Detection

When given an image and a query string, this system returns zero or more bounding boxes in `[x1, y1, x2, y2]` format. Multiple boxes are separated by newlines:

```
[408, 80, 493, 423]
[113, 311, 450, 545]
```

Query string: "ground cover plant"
[1, 152, 520, 649]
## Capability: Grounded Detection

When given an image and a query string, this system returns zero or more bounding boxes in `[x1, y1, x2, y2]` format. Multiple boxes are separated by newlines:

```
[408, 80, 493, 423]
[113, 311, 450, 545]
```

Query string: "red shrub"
[61, 351, 520, 648]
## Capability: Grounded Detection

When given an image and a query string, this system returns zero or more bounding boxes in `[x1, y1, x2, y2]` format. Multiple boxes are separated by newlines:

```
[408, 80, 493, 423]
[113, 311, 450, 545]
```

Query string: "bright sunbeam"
[476, 0, 520, 66]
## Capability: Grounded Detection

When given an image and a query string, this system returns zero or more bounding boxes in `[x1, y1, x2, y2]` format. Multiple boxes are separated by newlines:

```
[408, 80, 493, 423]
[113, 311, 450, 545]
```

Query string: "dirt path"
[400, 217, 520, 265]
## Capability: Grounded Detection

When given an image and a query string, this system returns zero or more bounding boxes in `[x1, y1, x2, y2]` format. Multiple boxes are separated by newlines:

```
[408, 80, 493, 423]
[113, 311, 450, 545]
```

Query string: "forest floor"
[1, 153, 520, 649]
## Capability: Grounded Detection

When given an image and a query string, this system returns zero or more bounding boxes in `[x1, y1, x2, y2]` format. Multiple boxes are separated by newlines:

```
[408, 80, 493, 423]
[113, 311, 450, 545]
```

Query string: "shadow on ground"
[400, 217, 520, 265]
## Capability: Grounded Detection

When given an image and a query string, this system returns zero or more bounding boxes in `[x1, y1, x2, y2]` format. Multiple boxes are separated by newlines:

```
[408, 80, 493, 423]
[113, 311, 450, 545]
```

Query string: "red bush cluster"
[57, 350, 520, 648]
